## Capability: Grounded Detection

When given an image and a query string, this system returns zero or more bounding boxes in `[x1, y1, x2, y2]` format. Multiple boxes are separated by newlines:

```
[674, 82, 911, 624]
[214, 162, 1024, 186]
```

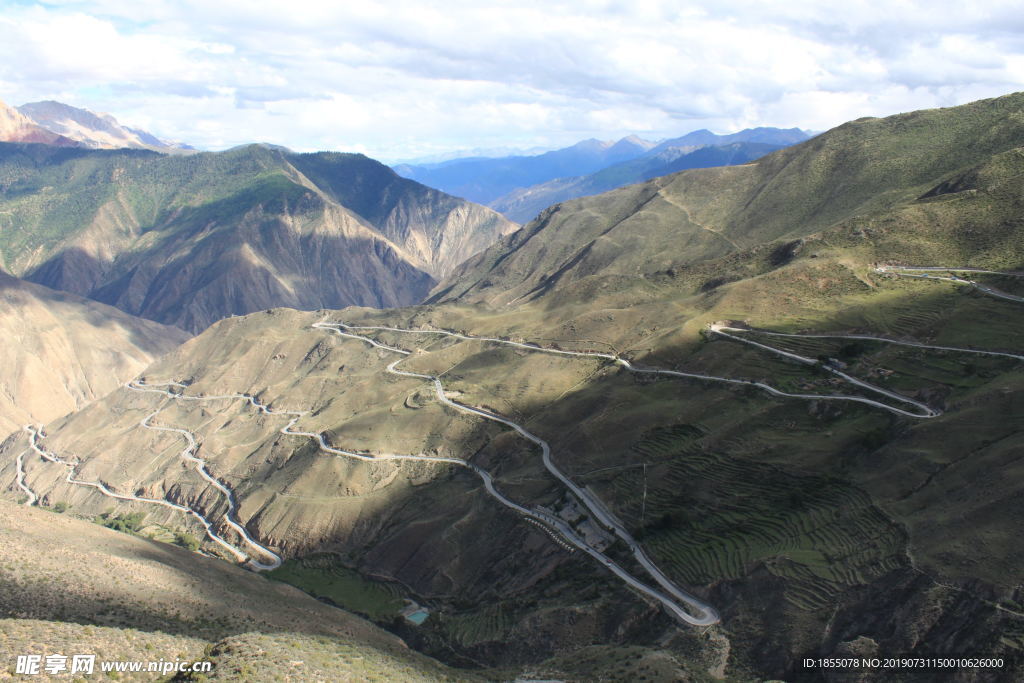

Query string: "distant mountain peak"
[569, 138, 612, 151]
[17, 100, 194, 153]
[609, 134, 657, 155]
[0, 98, 79, 147]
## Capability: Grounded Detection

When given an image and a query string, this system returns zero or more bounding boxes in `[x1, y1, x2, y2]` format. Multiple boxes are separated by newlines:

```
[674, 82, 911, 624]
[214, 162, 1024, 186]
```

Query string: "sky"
[1, 0, 1023, 161]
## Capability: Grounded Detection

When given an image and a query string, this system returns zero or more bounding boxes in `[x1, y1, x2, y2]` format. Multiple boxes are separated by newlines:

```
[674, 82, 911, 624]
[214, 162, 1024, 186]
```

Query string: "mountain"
[0, 99, 78, 147]
[0, 143, 516, 332]
[388, 143, 551, 165]
[5, 93, 1024, 680]
[0, 500, 475, 680]
[432, 100, 1020, 306]
[396, 127, 809, 223]
[18, 100, 195, 153]
[647, 125, 810, 154]
[392, 135, 657, 205]
[490, 140, 785, 223]
[0, 271, 188, 436]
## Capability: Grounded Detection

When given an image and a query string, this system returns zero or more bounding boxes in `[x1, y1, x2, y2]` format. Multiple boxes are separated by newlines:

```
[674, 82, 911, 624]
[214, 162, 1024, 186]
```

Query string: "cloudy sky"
[1, 0, 1022, 160]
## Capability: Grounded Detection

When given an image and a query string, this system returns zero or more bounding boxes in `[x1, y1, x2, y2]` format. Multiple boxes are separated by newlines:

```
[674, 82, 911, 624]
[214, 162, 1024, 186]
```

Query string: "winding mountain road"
[708, 325, 940, 418]
[327, 320, 941, 420]
[14, 310, 958, 626]
[312, 321, 721, 626]
[14, 449, 36, 506]
[728, 327, 1024, 362]
[307, 316, 969, 621]
[17, 383, 303, 570]
[22, 424, 251, 565]
[877, 265, 1024, 303]
[126, 382, 287, 570]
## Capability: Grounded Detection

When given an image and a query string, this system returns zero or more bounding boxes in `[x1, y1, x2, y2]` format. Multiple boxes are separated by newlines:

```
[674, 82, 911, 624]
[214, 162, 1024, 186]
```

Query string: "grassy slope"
[432, 91, 1024, 307]
[0, 500, 480, 681]
[4, 94, 1024, 679]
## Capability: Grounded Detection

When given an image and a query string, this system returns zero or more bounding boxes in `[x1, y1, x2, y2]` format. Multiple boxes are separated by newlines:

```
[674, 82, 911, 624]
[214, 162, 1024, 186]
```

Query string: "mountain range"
[395, 127, 810, 222]
[2, 93, 1024, 680]
[1, 98, 193, 153]
[393, 134, 657, 205]
[0, 142, 515, 332]
[490, 140, 788, 223]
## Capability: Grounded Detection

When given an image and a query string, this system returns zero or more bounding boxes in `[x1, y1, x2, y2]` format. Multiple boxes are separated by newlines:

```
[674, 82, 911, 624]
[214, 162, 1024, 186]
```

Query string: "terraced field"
[437, 602, 516, 648]
[612, 426, 907, 613]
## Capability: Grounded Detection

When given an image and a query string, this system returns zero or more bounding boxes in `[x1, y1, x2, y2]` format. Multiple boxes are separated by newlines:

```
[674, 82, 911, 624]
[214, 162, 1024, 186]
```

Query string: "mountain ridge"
[18, 100, 195, 153]
[0, 99, 79, 147]
[0, 142, 516, 332]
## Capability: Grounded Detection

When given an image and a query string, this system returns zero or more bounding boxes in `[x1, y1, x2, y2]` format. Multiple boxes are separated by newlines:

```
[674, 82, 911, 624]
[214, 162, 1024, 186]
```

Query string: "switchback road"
[22, 424, 252, 565]
[728, 328, 1024, 362]
[876, 265, 1024, 303]
[312, 321, 721, 626]
[708, 325, 940, 418]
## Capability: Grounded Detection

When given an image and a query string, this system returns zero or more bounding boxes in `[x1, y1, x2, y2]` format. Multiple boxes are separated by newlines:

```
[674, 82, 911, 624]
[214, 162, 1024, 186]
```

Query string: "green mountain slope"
[0, 143, 515, 332]
[4, 93, 1024, 680]
[433, 91, 1024, 308]
[490, 140, 786, 223]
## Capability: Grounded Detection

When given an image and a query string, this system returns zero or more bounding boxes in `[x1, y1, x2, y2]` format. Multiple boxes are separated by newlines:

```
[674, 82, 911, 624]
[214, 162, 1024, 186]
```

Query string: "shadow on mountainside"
[0, 267, 189, 355]
[24, 225, 435, 334]
[6, 276, 1023, 676]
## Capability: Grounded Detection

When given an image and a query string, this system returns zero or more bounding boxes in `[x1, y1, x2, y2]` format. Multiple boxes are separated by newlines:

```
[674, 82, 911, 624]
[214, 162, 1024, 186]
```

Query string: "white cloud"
[0, 0, 1021, 158]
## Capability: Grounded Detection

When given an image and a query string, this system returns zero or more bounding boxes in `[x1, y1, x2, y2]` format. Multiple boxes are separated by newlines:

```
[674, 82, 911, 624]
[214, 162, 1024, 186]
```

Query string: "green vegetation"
[96, 511, 146, 533]
[434, 603, 515, 648]
[173, 530, 201, 551]
[5, 93, 1024, 679]
[267, 555, 404, 621]
[621, 431, 906, 610]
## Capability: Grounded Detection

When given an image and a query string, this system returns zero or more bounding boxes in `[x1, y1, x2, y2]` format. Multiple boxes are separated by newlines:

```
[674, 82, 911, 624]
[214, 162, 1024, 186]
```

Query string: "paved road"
[734, 328, 1024, 362]
[128, 382, 285, 570]
[313, 321, 721, 626]
[879, 266, 1024, 276]
[14, 449, 37, 505]
[708, 325, 940, 418]
[312, 316, 969, 619]
[877, 265, 1024, 303]
[22, 424, 251, 565]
